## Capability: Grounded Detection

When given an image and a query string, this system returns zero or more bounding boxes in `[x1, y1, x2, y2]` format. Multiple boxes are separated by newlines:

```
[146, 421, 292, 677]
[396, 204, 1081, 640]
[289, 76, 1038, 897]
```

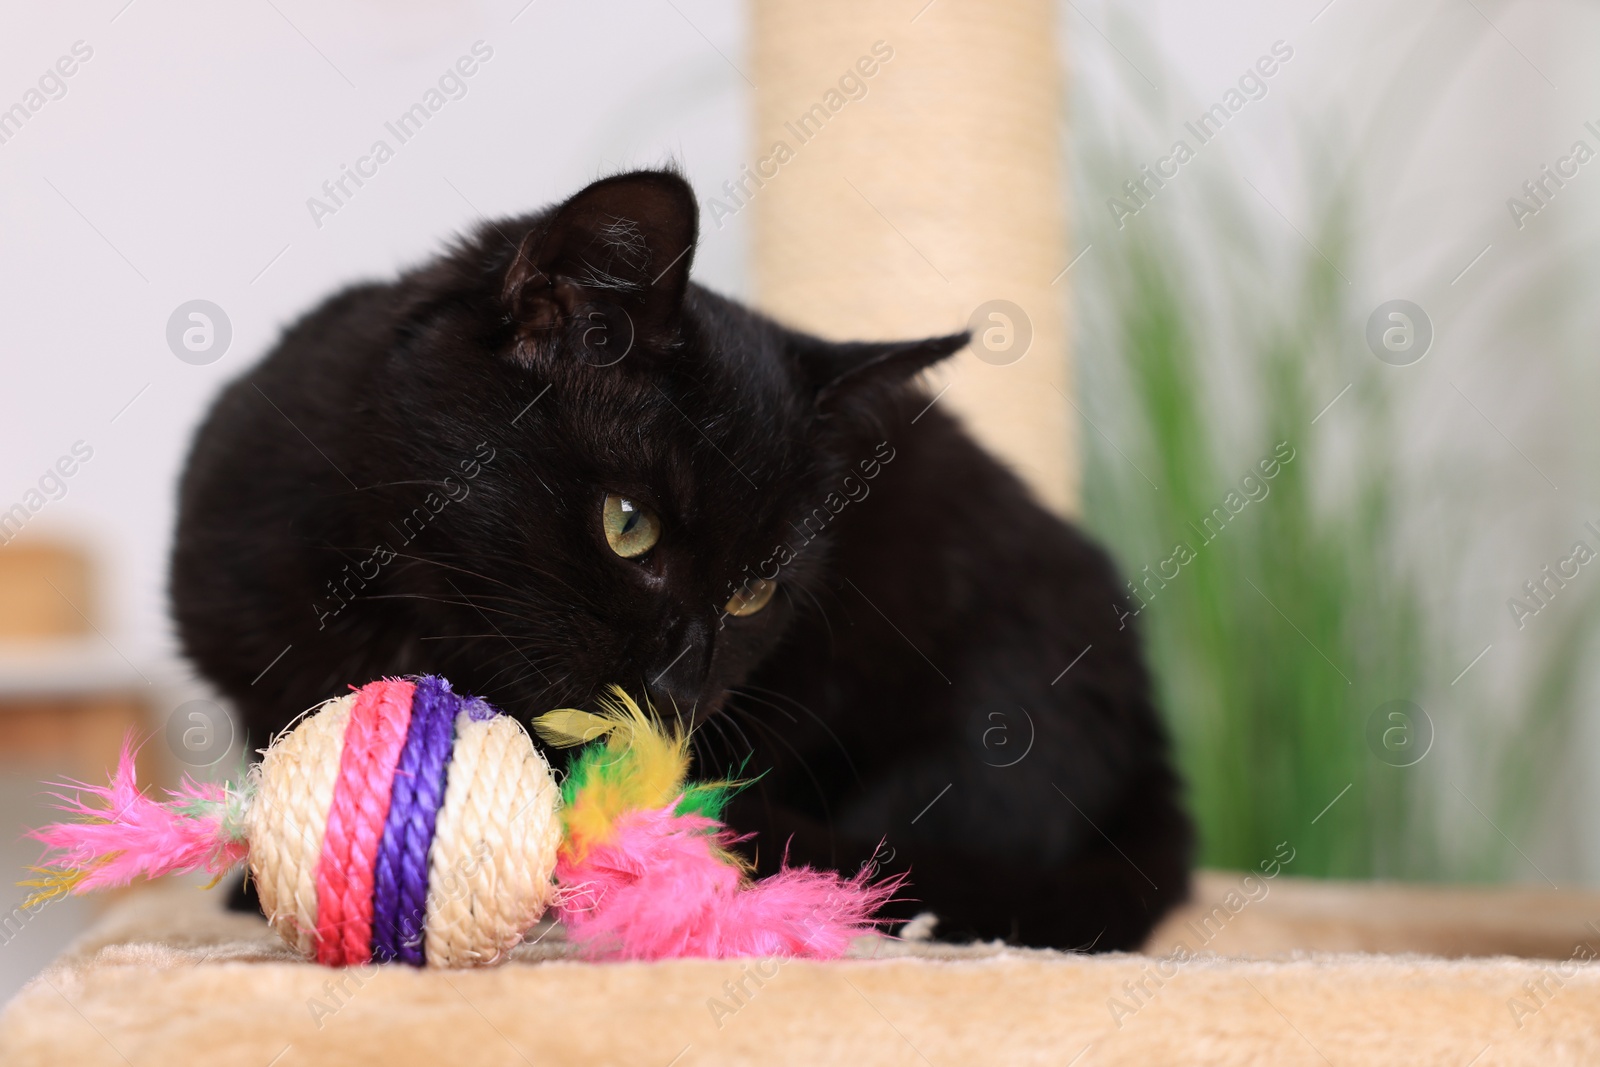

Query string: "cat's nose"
[644, 616, 712, 719]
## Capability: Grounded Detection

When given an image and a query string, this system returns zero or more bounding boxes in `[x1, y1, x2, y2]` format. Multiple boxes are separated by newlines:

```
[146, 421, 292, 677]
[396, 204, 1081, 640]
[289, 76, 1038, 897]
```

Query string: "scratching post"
[749, 0, 1076, 514]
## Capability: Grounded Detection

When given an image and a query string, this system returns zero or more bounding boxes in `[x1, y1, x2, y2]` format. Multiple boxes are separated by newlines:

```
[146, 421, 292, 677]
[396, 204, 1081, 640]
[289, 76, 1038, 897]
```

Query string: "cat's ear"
[798, 332, 970, 410]
[502, 170, 698, 350]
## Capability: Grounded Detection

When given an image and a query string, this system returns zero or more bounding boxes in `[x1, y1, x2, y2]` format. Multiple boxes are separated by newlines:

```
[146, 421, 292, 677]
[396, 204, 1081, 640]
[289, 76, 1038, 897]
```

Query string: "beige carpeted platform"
[5, 872, 1600, 1065]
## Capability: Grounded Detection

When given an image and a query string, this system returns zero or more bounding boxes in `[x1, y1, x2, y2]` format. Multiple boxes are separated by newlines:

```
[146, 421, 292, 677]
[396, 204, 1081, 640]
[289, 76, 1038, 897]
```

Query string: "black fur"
[173, 170, 1192, 950]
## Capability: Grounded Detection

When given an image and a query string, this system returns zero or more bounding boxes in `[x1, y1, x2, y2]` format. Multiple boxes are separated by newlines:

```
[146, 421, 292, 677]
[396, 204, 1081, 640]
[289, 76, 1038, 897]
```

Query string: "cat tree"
[5, 3, 1600, 1064]
[750, 0, 1076, 516]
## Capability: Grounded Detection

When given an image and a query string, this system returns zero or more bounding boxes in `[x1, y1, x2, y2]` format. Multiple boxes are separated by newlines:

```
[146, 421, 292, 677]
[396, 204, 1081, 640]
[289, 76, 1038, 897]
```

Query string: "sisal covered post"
[747, 0, 1076, 514]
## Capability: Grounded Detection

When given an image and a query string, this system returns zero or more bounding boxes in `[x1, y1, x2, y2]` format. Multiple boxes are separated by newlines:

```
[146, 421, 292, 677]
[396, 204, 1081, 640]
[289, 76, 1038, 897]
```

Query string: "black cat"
[170, 169, 1192, 950]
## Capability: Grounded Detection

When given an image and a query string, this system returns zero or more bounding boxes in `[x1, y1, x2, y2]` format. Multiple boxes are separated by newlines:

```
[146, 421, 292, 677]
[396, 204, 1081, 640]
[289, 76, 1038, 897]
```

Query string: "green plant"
[1072, 142, 1599, 881]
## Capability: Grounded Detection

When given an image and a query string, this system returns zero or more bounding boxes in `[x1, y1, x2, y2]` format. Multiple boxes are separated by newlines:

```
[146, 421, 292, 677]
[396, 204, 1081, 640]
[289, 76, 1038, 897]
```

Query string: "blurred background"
[2, 0, 1598, 999]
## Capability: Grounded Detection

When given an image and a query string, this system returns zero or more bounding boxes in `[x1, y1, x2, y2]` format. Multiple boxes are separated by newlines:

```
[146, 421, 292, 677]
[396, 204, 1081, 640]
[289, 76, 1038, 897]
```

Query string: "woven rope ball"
[251, 676, 561, 968]
[26, 674, 895, 967]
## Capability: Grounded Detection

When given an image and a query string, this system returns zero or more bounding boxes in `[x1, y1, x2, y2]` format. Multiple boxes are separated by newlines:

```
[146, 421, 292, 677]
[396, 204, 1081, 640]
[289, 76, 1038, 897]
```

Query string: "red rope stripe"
[315, 679, 415, 966]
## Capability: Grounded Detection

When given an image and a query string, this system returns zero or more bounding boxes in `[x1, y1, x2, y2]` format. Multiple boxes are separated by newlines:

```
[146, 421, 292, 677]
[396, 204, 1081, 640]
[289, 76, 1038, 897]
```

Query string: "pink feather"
[555, 805, 901, 960]
[28, 741, 248, 897]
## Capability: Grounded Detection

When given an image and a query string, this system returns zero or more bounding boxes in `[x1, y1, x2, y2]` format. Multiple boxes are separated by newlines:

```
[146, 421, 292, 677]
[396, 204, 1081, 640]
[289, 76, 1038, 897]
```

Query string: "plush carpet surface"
[5, 872, 1600, 1065]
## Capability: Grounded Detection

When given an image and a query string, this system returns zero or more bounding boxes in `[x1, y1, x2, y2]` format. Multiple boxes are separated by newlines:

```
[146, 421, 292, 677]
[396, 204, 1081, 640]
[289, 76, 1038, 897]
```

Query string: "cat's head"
[365, 169, 966, 722]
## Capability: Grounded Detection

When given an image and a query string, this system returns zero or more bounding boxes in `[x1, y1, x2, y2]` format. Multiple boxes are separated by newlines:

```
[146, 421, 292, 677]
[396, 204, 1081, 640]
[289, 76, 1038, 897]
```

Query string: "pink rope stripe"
[315, 679, 416, 966]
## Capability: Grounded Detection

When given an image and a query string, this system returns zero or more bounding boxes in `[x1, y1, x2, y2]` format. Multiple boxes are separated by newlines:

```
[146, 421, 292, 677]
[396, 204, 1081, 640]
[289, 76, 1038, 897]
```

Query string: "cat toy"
[23, 676, 896, 968]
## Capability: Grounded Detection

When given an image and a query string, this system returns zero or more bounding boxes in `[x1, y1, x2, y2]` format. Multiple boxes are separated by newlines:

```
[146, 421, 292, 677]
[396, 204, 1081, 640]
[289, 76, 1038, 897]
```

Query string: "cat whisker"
[359, 591, 552, 684]
[687, 724, 711, 775]
[417, 632, 520, 641]
[727, 685, 797, 723]
[708, 706, 757, 765]
[498, 670, 556, 712]
[474, 650, 541, 691]
[393, 586, 533, 608]
[385, 547, 605, 615]
[728, 684, 865, 792]
[359, 592, 523, 618]
[539, 673, 575, 708]
[723, 703, 835, 836]
[385, 552, 529, 596]
[786, 581, 836, 651]
[696, 711, 737, 772]
[344, 478, 461, 493]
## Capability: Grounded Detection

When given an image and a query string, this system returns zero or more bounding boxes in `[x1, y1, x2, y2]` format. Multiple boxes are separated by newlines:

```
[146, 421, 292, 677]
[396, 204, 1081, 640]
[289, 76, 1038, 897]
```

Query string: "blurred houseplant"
[1071, 120, 1600, 882]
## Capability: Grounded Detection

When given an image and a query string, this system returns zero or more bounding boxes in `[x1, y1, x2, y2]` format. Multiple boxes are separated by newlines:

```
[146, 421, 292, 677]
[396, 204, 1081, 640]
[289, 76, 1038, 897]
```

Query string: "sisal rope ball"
[25, 676, 895, 967]
[250, 677, 562, 967]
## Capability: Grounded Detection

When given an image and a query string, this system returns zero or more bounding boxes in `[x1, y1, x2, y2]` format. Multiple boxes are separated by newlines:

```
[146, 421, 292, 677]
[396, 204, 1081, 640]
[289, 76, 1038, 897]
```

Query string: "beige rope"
[751, 0, 1075, 514]
[246, 694, 561, 966]
[249, 693, 353, 958]
[423, 712, 561, 968]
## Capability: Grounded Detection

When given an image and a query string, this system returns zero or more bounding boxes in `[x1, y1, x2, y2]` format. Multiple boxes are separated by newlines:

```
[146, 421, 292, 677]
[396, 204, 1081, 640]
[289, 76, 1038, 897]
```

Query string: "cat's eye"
[725, 578, 777, 617]
[602, 494, 660, 558]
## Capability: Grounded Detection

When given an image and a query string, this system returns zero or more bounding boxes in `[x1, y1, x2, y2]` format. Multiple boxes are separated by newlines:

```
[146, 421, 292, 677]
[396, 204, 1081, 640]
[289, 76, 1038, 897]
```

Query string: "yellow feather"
[532, 707, 616, 748]
[540, 687, 691, 858]
[18, 863, 96, 910]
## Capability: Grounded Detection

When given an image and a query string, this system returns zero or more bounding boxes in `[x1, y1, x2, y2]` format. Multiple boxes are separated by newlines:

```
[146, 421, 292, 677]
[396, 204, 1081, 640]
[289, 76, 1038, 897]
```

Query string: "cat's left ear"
[798, 332, 971, 410]
[503, 170, 698, 349]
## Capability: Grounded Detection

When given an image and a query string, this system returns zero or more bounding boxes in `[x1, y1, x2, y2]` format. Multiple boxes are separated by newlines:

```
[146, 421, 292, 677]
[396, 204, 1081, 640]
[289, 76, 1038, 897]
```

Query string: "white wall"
[0, 0, 748, 1001]
[0, 0, 747, 668]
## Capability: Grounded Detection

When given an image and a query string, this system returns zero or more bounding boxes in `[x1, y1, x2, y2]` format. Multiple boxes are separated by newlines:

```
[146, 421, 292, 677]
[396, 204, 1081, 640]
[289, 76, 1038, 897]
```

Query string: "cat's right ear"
[502, 170, 698, 357]
[796, 332, 971, 411]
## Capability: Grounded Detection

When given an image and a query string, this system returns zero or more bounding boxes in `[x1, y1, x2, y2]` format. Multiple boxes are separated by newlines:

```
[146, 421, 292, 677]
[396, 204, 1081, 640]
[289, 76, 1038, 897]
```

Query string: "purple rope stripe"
[461, 694, 499, 722]
[370, 675, 460, 965]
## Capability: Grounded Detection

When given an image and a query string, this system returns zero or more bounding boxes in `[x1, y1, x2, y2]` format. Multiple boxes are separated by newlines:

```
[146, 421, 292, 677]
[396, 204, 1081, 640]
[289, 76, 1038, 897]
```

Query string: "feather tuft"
[555, 805, 901, 960]
[541, 687, 694, 860]
[532, 708, 616, 749]
[542, 688, 895, 958]
[22, 738, 251, 907]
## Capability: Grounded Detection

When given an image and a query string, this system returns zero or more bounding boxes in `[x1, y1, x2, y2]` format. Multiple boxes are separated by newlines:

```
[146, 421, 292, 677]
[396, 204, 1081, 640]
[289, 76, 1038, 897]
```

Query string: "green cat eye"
[725, 578, 777, 617]
[602, 493, 661, 558]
